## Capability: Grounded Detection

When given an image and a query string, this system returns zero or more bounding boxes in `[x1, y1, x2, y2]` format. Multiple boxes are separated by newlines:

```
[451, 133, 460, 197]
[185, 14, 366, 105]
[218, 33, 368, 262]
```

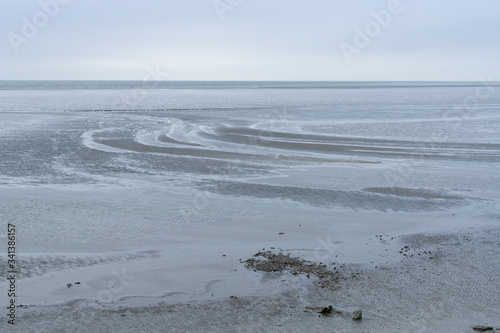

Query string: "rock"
[352, 309, 362, 320]
[320, 306, 333, 316]
[304, 305, 341, 317]
[472, 326, 493, 332]
[66, 283, 72, 288]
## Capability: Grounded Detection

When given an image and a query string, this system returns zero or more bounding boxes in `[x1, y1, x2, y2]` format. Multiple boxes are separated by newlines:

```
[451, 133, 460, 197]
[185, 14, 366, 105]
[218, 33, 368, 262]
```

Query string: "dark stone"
[472, 326, 493, 332]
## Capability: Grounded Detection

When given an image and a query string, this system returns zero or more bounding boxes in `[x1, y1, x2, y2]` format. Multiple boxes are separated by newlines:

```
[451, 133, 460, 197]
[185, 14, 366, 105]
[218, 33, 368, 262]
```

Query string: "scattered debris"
[66, 283, 72, 288]
[352, 309, 362, 320]
[243, 250, 341, 291]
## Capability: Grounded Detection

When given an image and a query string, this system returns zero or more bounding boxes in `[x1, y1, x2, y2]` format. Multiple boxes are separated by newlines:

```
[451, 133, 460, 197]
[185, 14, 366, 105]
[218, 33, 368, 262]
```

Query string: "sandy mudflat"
[5, 221, 500, 333]
[1, 84, 499, 332]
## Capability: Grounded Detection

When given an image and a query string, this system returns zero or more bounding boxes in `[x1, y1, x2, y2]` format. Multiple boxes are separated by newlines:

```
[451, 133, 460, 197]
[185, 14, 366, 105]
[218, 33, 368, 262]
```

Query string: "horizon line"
[1, 79, 499, 83]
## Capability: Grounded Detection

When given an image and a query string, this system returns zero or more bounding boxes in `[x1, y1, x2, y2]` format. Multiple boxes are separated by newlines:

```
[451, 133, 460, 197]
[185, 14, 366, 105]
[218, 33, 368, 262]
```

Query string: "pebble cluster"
[243, 250, 342, 291]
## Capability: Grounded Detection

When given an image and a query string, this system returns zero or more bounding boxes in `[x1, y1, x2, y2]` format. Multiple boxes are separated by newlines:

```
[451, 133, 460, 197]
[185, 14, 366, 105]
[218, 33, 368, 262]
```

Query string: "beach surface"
[0, 82, 499, 332]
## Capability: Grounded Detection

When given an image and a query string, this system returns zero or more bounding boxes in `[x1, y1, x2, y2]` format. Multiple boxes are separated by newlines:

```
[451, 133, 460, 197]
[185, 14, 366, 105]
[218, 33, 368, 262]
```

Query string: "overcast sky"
[1, 0, 499, 81]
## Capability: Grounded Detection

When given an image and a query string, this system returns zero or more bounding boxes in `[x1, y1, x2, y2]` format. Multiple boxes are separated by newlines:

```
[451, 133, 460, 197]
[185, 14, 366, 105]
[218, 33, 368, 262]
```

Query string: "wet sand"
[1, 85, 499, 332]
[7, 222, 500, 333]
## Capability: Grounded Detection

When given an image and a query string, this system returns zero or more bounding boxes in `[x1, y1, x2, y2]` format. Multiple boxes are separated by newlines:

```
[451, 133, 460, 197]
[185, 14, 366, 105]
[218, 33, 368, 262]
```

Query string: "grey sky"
[1, 0, 499, 80]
